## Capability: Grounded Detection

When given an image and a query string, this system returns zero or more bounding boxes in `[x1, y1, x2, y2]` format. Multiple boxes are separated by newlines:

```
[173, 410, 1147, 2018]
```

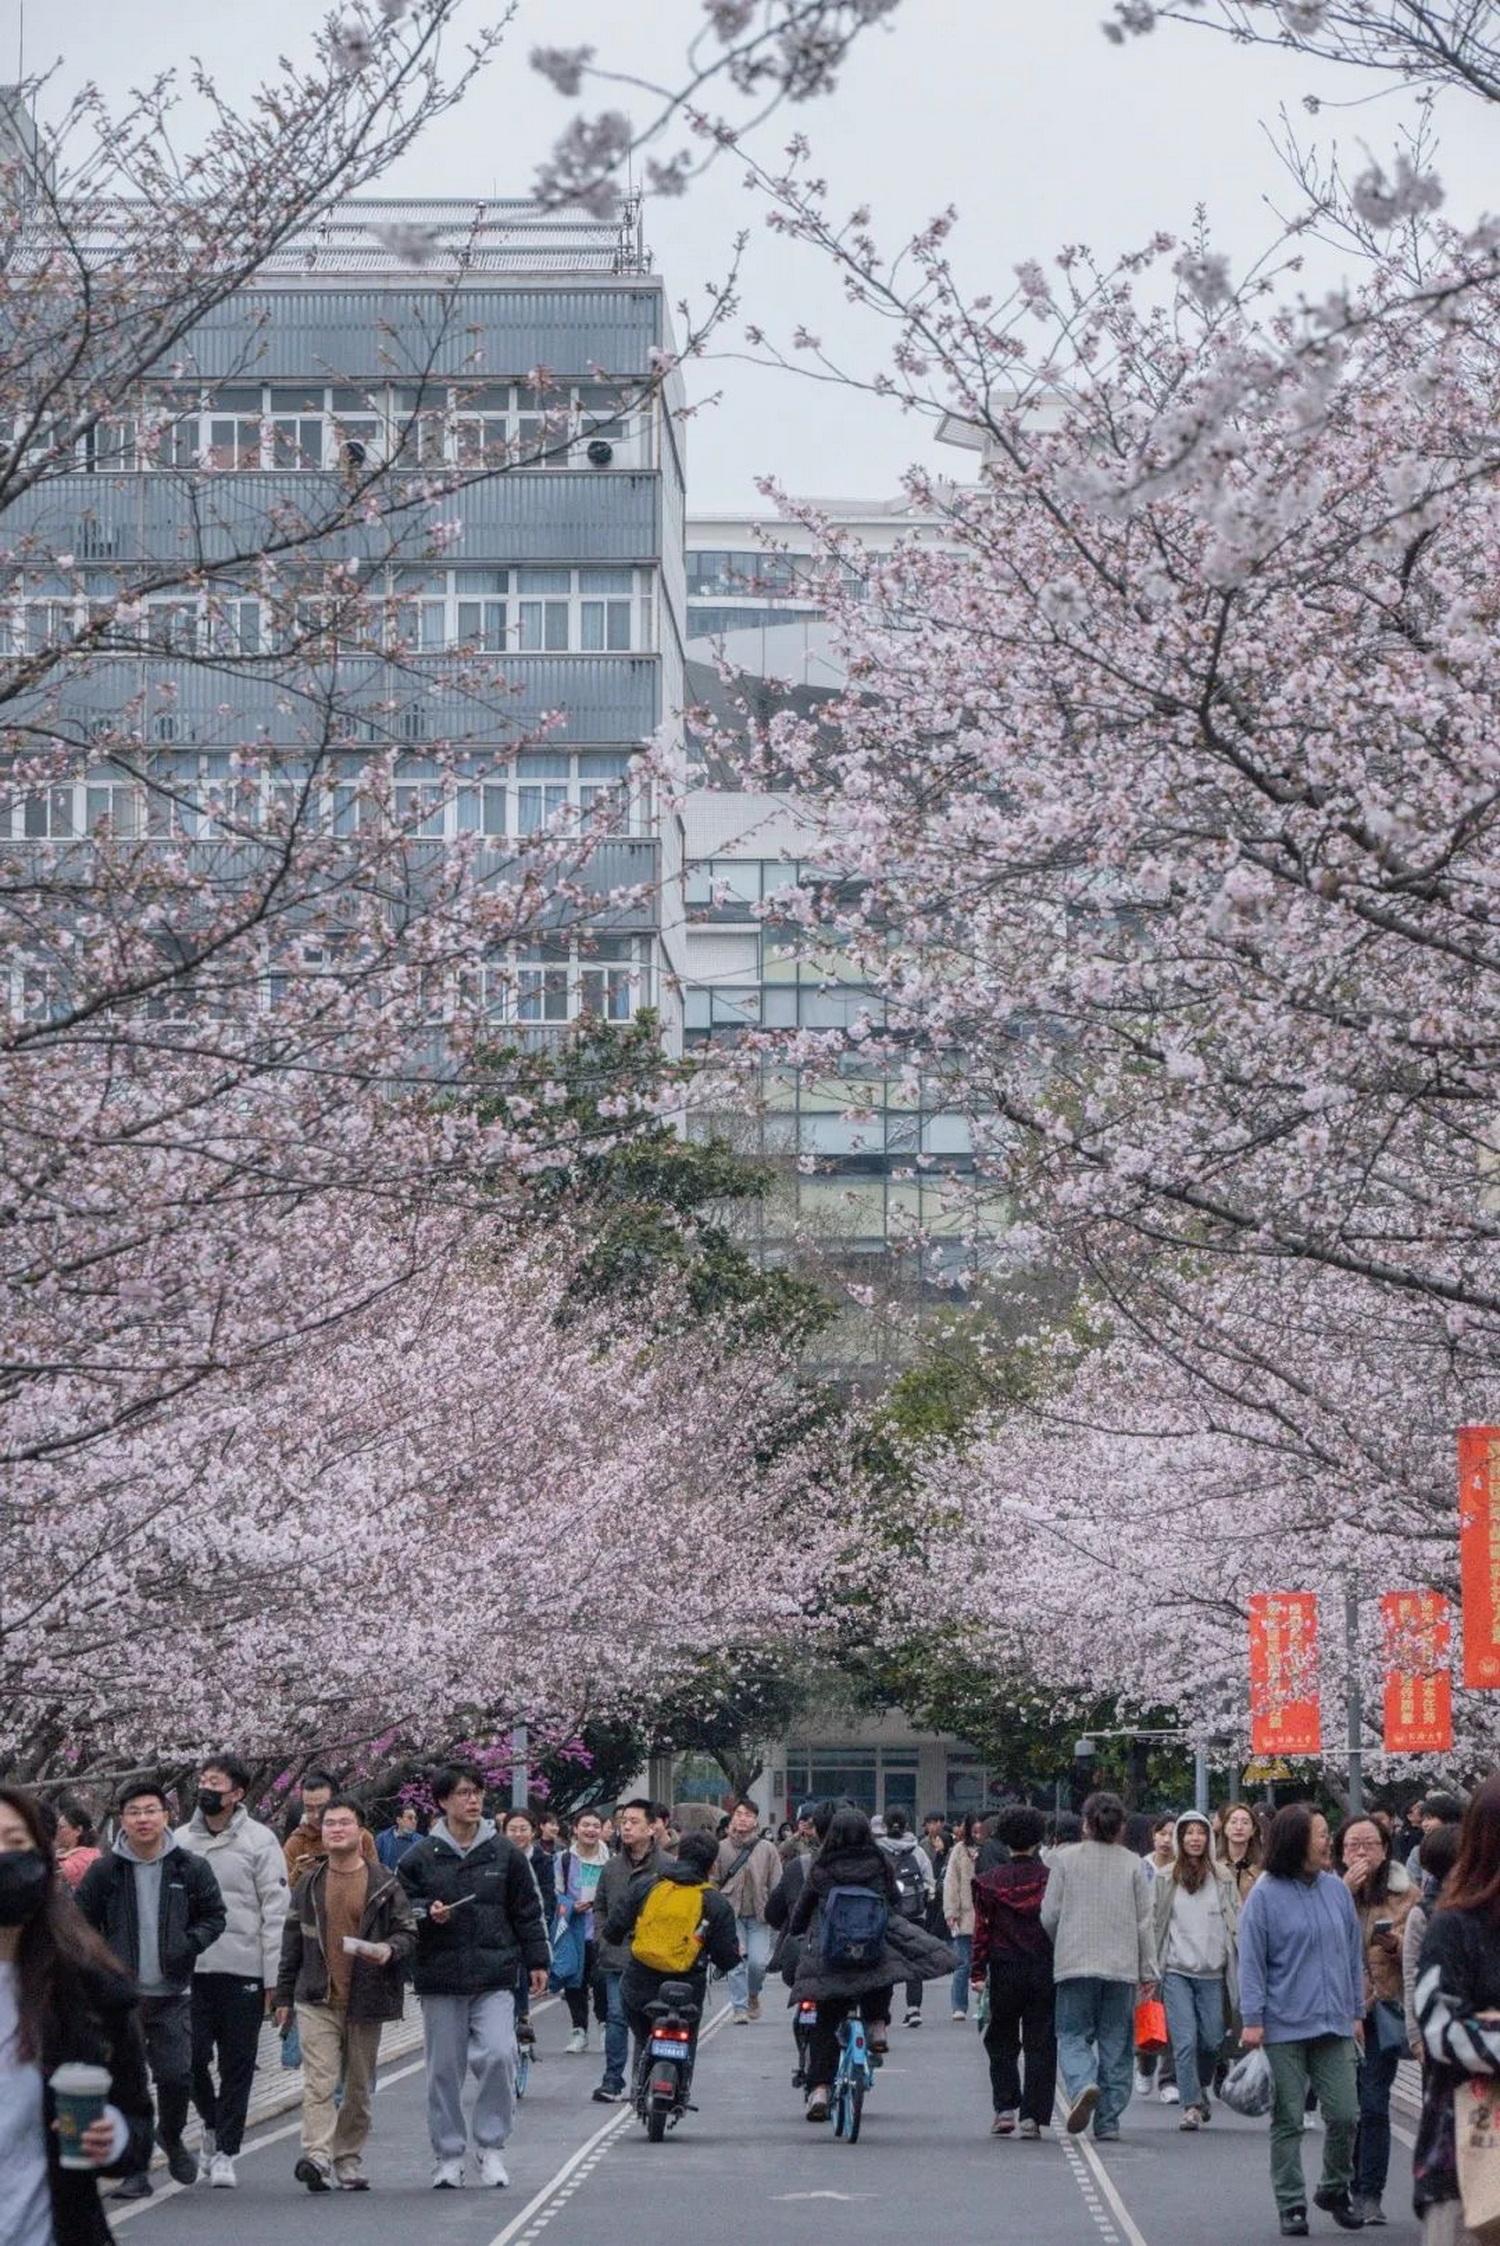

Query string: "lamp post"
[1345, 1577, 1365, 1817]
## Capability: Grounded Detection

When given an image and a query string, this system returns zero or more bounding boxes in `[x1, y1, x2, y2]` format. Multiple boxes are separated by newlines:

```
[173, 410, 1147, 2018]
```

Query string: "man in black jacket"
[398, 1764, 549, 2191]
[76, 1781, 226, 2198]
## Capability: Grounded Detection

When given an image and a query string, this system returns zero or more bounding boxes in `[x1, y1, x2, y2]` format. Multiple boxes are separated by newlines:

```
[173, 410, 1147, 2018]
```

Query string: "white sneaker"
[952, 2008, 968, 2021]
[196, 2132, 216, 2184]
[477, 2149, 509, 2188]
[431, 2159, 465, 2189]
[565, 2028, 588, 2055]
[1159, 2083, 1180, 2105]
[209, 2153, 237, 2189]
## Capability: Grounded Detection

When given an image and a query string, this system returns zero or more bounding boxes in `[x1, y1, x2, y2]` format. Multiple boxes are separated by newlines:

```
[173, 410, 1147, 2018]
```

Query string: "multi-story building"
[682, 495, 1000, 1315]
[2, 193, 688, 1051]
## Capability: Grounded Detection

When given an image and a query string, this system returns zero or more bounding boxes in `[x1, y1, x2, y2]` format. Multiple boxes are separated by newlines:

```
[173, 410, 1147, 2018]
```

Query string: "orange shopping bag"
[1133, 1997, 1169, 2055]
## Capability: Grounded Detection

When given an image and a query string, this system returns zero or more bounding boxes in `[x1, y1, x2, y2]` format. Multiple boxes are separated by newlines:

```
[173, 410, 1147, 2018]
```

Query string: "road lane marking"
[1053, 2097, 1153, 2246]
[485, 2003, 732, 2246]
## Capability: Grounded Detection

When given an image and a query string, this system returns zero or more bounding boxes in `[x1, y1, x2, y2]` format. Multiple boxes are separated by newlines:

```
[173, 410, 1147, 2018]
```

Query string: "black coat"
[38, 1958, 153, 2246]
[766, 1853, 809, 1985]
[398, 1824, 549, 1996]
[524, 1842, 557, 1930]
[75, 1842, 226, 1992]
[788, 1842, 956, 2002]
[604, 1858, 742, 2018]
[277, 1858, 417, 2023]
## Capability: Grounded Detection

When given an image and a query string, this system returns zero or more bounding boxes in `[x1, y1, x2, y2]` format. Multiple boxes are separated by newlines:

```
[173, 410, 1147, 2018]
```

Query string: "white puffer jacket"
[176, 1808, 289, 1986]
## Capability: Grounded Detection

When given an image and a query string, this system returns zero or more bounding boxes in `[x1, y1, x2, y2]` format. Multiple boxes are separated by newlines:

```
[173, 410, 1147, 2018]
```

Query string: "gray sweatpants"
[420, 1989, 516, 2159]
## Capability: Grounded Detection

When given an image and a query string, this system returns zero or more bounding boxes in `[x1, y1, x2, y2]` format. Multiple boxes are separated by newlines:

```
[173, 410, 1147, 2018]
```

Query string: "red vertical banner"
[1459, 1426, 1500, 1688]
[1249, 1592, 1322, 1755]
[1381, 1591, 1454, 1754]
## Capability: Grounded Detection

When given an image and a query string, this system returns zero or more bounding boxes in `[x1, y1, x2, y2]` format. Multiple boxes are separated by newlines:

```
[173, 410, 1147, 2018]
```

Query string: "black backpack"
[889, 1850, 926, 1921]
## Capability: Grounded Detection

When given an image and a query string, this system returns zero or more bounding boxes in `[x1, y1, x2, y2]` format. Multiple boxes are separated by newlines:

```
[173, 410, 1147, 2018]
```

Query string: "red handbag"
[1134, 1996, 1169, 2055]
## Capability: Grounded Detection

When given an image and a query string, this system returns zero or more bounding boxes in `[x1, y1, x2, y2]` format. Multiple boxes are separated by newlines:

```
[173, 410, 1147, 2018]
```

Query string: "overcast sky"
[16, 1, 1497, 512]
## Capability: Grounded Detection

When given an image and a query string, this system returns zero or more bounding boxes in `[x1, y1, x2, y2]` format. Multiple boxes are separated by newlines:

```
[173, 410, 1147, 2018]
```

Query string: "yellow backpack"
[631, 1878, 708, 1974]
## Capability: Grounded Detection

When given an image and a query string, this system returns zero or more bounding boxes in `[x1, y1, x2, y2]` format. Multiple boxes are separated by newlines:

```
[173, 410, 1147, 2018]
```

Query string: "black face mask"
[197, 1790, 226, 1816]
[0, 1849, 50, 1926]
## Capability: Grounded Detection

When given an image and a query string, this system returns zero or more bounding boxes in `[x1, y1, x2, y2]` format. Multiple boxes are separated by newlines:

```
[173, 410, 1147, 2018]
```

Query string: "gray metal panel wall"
[159, 286, 665, 380]
[11, 469, 662, 568]
[32, 653, 661, 745]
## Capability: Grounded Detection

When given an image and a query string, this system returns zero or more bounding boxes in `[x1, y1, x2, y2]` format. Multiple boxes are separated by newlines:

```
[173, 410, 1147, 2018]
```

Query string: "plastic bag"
[1133, 1996, 1168, 2055]
[1218, 2045, 1274, 2118]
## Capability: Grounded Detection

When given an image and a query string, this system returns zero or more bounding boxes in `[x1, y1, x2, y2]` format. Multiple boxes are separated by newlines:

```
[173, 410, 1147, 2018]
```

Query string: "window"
[517, 945, 570, 1023]
[205, 389, 263, 471]
[579, 568, 633, 651]
[517, 568, 570, 651]
[455, 568, 509, 652]
[270, 390, 325, 470]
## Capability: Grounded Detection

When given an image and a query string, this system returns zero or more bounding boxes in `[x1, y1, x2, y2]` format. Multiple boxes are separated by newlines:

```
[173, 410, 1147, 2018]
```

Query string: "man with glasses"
[398, 1765, 549, 2190]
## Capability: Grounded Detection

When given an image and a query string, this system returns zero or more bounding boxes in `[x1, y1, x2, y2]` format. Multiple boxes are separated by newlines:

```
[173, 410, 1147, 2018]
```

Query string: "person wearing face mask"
[75, 1783, 225, 2200]
[175, 1756, 289, 2190]
[0, 1784, 152, 2246]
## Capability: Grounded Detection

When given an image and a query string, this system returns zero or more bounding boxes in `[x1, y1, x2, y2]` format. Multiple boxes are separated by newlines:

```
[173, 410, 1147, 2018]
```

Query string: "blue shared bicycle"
[831, 2010, 875, 2142]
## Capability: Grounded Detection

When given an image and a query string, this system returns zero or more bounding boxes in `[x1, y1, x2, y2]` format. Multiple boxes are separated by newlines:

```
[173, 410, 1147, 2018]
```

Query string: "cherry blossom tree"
[4, 1205, 858, 1784]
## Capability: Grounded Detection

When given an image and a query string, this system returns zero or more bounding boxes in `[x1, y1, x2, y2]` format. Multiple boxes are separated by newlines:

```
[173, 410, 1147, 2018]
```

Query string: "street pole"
[510, 1722, 529, 1813]
[1345, 1578, 1364, 1817]
[1193, 1744, 1209, 1817]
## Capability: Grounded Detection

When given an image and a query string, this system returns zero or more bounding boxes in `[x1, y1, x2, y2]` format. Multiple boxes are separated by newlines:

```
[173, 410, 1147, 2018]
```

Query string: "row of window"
[9, 938, 650, 1030]
[0, 569, 655, 659]
[685, 549, 865, 601]
[0, 752, 643, 842]
[38, 383, 653, 476]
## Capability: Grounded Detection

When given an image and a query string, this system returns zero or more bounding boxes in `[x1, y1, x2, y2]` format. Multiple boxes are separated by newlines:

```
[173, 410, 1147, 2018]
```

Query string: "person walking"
[971, 1804, 1057, 2139]
[1403, 1823, 1460, 2062]
[593, 1799, 665, 2102]
[1238, 1802, 1365, 2238]
[943, 1813, 979, 2021]
[75, 1781, 225, 2201]
[398, 1763, 549, 2190]
[1406, 1796, 1464, 1886]
[1219, 1804, 1265, 1904]
[53, 1797, 102, 1892]
[788, 1804, 955, 2121]
[375, 1803, 422, 1872]
[283, 1771, 378, 1884]
[176, 1754, 289, 2189]
[877, 1806, 937, 2027]
[1041, 1790, 1159, 2142]
[275, 1796, 415, 2193]
[1336, 1812, 1417, 2226]
[1151, 1811, 1239, 2131]
[0, 1785, 154, 2245]
[1413, 1775, 1500, 2246]
[715, 1798, 782, 2026]
[503, 1808, 556, 2059]
[554, 1808, 611, 2055]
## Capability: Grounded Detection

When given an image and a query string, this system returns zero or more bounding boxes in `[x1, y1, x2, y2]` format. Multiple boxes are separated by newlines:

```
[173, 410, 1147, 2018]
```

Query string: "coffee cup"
[49, 2063, 112, 2169]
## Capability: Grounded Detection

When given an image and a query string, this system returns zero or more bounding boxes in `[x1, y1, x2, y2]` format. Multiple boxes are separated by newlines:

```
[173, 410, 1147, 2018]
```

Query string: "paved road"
[108, 1992, 1423, 2245]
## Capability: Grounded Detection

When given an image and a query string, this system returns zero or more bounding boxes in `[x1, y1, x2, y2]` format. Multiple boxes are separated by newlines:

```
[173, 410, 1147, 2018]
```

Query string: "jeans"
[597, 1969, 629, 2093]
[985, 1954, 1057, 2126]
[949, 1931, 973, 2015]
[1266, 2035, 1359, 2212]
[563, 1939, 605, 2032]
[420, 1989, 516, 2158]
[1355, 2009, 1401, 2202]
[131, 1993, 193, 2171]
[296, 2003, 382, 2181]
[191, 1973, 265, 2157]
[1054, 1977, 1136, 2134]
[1163, 1972, 1224, 2113]
[728, 1917, 773, 2011]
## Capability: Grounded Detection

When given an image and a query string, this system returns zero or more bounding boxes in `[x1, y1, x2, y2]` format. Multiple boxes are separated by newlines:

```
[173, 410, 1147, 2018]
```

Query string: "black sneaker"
[1279, 2210, 1309, 2239]
[157, 2133, 197, 2189]
[1312, 2187, 1364, 2231]
[294, 2157, 332, 2193]
[108, 2176, 153, 2202]
[591, 2084, 625, 2104]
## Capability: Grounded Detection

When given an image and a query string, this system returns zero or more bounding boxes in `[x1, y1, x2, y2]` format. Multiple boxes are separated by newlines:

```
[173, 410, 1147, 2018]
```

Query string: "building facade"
[2, 195, 688, 1050]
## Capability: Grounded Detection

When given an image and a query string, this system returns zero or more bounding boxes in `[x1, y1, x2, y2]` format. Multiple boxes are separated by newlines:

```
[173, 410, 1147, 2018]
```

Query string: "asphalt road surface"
[107, 1991, 1422, 2246]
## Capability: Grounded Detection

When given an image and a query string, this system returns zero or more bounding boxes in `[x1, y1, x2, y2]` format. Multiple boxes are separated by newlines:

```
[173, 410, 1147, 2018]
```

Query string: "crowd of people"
[0, 1759, 1493, 2241]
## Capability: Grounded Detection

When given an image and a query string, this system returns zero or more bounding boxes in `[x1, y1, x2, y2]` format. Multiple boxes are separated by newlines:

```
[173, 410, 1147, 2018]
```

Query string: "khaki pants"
[297, 2002, 382, 2182]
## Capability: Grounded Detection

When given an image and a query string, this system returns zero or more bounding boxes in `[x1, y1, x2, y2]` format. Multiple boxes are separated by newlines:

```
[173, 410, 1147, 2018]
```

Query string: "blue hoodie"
[1237, 1869, 1364, 2042]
